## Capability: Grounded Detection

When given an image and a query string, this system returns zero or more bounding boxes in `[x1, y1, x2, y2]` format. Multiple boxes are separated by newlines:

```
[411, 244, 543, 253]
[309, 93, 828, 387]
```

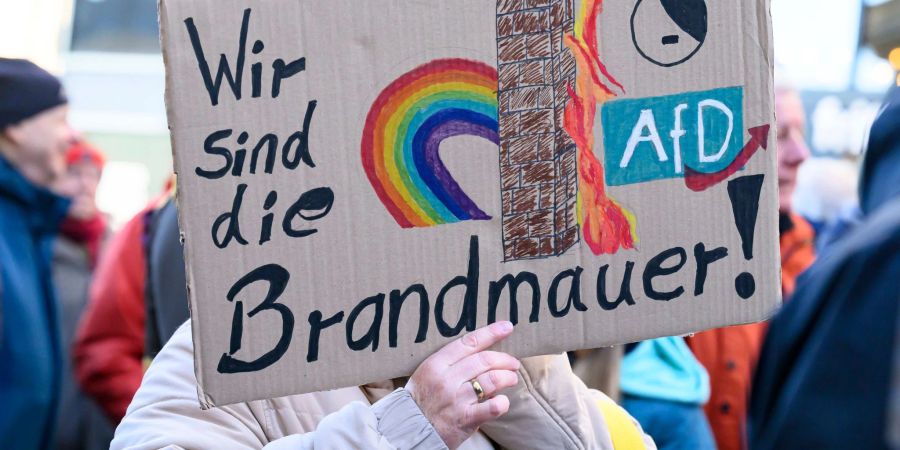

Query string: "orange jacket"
[687, 213, 815, 450]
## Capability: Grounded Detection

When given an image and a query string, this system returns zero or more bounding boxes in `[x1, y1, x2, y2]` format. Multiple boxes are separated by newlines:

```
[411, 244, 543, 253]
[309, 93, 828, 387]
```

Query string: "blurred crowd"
[1, 24, 900, 450]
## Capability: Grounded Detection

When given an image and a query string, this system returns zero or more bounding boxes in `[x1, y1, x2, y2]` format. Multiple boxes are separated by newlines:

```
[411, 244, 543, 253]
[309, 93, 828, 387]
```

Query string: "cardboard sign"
[159, 0, 778, 407]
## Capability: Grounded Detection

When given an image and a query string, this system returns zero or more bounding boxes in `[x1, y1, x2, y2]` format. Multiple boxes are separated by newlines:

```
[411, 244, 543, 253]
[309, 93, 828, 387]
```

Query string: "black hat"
[0, 58, 68, 130]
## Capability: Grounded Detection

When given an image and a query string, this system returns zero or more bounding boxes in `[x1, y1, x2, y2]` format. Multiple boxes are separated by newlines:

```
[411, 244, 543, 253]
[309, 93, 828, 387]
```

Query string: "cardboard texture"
[159, 0, 778, 407]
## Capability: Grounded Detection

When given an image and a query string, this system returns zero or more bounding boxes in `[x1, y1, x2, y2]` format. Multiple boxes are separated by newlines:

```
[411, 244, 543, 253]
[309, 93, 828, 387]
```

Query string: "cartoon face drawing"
[630, 0, 708, 67]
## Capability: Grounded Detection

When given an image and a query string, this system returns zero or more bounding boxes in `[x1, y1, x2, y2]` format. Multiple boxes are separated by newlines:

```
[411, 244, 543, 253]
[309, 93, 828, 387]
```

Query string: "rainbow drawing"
[361, 58, 499, 228]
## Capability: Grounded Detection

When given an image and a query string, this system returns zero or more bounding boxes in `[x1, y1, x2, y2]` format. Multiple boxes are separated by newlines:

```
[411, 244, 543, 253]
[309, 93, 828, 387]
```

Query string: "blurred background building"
[1, 0, 168, 228]
[0, 0, 898, 229]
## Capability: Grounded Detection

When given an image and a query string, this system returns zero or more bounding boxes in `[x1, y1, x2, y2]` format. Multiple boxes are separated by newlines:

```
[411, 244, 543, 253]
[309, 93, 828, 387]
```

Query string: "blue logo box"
[601, 87, 744, 186]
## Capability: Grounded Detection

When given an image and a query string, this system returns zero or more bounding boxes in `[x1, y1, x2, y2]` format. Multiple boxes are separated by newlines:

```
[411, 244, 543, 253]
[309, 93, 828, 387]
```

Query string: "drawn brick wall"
[497, 0, 579, 261]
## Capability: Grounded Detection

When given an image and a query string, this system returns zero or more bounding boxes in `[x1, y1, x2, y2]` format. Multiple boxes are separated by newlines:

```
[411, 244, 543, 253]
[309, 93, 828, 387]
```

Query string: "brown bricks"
[497, 0, 579, 261]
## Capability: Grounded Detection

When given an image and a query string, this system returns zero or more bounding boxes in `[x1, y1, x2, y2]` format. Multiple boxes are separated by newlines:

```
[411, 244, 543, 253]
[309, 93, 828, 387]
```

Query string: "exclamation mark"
[727, 174, 764, 299]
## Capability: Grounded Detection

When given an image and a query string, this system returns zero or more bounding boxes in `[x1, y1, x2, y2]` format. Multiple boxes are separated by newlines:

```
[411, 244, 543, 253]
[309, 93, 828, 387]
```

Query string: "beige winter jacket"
[112, 323, 655, 449]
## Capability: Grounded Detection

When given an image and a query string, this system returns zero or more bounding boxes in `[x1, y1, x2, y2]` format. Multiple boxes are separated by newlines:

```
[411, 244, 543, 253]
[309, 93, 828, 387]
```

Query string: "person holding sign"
[112, 321, 656, 449]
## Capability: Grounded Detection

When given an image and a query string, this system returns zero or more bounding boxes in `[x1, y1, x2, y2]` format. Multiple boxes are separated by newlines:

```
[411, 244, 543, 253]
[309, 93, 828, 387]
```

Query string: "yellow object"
[889, 48, 900, 86]
[596, 399, 647, 450]
[889, 47, 900, 69]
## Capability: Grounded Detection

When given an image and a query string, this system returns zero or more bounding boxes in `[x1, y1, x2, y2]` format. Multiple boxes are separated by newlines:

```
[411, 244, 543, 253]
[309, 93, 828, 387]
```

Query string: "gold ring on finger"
[470, 379, 486, 402]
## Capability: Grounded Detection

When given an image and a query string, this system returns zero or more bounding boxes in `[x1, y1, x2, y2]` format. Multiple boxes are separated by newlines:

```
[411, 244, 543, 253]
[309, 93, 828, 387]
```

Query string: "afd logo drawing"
[631, 0, 708, 67]
[602, 87, 747, 186]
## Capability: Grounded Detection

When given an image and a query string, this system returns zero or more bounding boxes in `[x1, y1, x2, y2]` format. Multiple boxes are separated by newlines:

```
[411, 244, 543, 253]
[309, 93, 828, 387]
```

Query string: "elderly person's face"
[774, 88, 810, 213]
[2, 104, 76, 187]
[55, 155, 102, 220]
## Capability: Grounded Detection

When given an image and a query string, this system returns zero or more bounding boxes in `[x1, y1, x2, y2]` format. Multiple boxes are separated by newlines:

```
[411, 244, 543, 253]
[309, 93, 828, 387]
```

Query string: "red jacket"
[73, 206, 150, 423]
[687, 213, 816, 450]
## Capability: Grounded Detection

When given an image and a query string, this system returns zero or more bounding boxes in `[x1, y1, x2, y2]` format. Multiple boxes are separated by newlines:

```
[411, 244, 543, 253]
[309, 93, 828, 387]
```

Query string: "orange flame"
[563, 0, 637, 255]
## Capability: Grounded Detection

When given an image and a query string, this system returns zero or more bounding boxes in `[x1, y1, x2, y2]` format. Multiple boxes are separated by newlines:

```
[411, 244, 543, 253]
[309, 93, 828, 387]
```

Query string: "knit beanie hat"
[0, 58, 68, 130]
[66, 140, 106, 170]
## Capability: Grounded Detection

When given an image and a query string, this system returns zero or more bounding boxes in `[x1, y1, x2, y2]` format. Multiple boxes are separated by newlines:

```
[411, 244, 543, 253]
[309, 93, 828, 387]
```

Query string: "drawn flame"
[563, 0, 637, 255]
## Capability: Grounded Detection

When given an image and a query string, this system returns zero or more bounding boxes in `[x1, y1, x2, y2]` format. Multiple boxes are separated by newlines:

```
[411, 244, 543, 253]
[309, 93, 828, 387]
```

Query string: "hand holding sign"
[406, 321, 520, 449]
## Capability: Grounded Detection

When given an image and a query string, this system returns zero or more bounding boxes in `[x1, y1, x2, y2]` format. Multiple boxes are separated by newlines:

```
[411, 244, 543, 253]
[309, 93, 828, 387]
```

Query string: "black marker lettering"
[307, 310, 344, 363]
[488, 272, 540, 325]
[184, 8, 250, 106]
[643, 247, 688, 301]
[249, 133, 278, 174]
[271, 57, 306, 98]
[195, 129, 234, 179]
[258, 190, 278, 245]
[211, 183, 250, 249]
[282, 187, 334, 238]
[282, 101, 318, 170]
[548, 267, 587, 317]
[346, 294, 384, 352]
[251, 40, 264, 98]
[435, 236, 479, 337]
[217, 264, 292, 374]
[596, 262, 637, 311]
[693, 243, 728, 296]
[388, 284, 429, 348]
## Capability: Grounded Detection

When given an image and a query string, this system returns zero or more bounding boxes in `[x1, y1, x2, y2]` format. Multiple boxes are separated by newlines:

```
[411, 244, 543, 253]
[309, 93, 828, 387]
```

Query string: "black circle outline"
[630, 0, 708, 68]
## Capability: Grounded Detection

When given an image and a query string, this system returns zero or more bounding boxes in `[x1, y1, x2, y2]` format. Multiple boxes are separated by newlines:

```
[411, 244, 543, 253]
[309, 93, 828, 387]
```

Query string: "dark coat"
[52, 236, 115, 450]
[144, 199, 189, 356]
[0, 155, 70, 450]
[749, 86, 900, 449]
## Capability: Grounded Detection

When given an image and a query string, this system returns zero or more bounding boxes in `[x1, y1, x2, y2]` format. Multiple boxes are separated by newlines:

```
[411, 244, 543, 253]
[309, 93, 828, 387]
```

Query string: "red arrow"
[684, 125, 771, 192]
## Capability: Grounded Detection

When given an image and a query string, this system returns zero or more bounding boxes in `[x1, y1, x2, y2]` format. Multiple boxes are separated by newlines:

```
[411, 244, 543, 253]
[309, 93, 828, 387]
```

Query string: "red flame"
[563, 0, 636, 255]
